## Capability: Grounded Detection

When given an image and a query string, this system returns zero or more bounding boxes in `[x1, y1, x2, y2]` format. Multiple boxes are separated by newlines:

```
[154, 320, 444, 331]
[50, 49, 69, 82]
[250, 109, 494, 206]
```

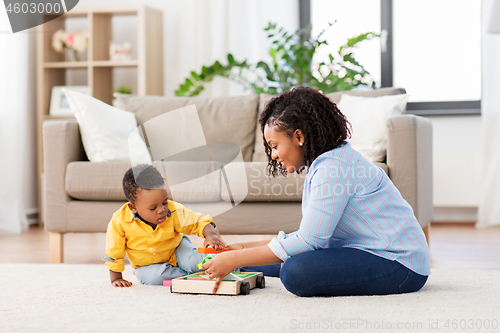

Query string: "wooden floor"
[1, 223, 499, 270]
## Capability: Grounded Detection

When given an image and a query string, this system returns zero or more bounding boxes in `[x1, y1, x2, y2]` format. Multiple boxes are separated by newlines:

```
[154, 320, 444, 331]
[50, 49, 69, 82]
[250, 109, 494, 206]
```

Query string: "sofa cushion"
[165, 161, 223, 203]
[337, 93, 409, 163]
[221, 162, 388, 202]
[114, 94, 259, 162]
[66, 162, 128, 201]
[65, 161, 223, 202]
[180, 202, 303, 234]
[62, 88, 151, 163]
[251, 94, 274, 162]
[251, 88, 407, 162]
[222, 162, 305, 202]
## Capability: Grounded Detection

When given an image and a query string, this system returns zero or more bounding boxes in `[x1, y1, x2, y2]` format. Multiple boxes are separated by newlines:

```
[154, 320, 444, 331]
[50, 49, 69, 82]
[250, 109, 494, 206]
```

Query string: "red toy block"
[163, 280, 172, 287]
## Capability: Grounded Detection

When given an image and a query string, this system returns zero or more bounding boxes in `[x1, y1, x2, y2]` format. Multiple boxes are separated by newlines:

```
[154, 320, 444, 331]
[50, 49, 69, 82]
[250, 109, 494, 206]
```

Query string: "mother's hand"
[202, 252, 236, 294]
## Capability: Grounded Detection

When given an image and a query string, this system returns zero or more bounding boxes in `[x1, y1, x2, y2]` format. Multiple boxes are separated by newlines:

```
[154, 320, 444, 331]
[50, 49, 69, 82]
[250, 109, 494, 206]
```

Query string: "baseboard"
[433, 207, 477, 223]
[25, 208, 39, 225]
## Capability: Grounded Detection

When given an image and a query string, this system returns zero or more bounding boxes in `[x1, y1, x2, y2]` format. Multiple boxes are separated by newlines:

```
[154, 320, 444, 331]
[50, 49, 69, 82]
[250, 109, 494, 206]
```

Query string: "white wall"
[430, 116, 482, 222]
[431, 116, 482, 207]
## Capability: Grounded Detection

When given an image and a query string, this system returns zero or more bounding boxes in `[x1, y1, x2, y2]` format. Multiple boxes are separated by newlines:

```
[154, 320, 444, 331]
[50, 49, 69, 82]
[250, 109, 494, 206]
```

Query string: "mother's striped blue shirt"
[268, 141, 431, 276]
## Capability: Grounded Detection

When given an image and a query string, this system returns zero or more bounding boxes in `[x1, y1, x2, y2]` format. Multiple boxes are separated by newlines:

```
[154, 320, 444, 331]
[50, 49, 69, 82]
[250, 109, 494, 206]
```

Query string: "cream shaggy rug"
[0, 264, 499, 333]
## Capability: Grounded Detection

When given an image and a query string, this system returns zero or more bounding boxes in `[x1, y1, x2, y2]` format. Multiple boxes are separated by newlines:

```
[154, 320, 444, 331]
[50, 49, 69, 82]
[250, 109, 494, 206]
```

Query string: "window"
[311, 0, 381, 85]
[393, 0, 481, 103]
[305, 0, 482, 115]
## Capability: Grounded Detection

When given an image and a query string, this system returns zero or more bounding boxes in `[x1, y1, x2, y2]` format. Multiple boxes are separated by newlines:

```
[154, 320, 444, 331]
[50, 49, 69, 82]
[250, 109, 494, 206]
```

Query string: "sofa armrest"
[386, 115, 433, 228]
[43, 120, 86, 232]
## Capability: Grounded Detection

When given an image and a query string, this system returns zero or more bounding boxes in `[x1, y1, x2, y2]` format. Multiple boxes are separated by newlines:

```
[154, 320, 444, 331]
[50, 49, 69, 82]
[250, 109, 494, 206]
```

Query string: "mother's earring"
[300, 142, 303, 147]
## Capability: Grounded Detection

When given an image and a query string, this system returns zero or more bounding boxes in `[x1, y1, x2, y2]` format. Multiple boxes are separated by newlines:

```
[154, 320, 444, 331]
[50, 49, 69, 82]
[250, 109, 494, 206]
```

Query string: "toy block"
[197, 247, 229, 254]
[163, 280, 172, 287]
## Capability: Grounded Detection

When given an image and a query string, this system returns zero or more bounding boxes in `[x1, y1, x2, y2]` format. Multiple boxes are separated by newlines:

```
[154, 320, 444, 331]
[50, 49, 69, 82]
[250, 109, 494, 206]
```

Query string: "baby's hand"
[204, 235, 227, 251]
[112, 278, 132, 288]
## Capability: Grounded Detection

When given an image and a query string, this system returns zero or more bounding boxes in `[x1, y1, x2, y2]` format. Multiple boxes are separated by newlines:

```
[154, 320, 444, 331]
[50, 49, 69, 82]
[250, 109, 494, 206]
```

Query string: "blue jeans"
[134, 236, 204, 285]
[243, 247, 428, 297]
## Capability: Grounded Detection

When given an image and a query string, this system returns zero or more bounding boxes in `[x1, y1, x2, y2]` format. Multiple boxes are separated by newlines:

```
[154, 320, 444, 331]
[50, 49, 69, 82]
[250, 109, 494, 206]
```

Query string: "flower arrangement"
[52, 29, 88, 61]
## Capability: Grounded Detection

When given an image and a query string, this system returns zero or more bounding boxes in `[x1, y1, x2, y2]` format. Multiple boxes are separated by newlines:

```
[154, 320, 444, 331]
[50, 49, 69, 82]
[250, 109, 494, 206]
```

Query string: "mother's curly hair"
[258, 87, 351, 177]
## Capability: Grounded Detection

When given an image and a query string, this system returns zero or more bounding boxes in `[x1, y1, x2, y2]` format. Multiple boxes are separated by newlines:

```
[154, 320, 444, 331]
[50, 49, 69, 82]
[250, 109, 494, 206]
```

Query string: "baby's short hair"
[122, 164, 165, 203]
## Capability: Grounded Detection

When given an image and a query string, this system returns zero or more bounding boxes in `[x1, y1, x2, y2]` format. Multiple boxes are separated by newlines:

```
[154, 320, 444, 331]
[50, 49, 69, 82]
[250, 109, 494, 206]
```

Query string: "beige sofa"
[43, 87, 433, 263]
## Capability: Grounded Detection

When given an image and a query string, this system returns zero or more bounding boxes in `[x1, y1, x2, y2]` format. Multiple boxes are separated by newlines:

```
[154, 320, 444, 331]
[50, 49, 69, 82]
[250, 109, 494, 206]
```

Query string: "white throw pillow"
[63, 88, 151, 163]
[336, 94, 409, 163]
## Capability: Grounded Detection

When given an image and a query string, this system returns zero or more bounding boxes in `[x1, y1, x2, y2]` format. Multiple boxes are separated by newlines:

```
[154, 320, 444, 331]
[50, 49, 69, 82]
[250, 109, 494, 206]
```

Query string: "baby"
[103, 164, 226, 287]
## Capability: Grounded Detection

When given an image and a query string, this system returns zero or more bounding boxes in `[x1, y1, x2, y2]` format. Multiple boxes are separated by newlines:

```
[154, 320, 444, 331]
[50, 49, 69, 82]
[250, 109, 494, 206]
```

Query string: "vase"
[66, 48, 79, 62]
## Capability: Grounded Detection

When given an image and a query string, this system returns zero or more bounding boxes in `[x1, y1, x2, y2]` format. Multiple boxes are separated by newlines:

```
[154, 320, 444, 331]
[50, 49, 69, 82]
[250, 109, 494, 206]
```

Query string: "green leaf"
[192, 86, 204, 96]
[343, 53, 362, 68]
[346, 32, 376, 48]
[213, 60, 223, 71]
[191, 71, 201, 81]
[201, 66, 209, 76]
[269, 48, 276, 60]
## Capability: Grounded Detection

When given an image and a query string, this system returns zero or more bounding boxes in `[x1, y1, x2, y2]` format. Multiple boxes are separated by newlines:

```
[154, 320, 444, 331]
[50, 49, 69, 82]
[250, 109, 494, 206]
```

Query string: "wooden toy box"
[171, 271, 265, 295]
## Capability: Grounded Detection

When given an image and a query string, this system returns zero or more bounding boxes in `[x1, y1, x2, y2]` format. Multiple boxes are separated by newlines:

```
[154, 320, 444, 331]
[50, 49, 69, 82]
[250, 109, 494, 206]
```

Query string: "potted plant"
[175, 22, 378, 96]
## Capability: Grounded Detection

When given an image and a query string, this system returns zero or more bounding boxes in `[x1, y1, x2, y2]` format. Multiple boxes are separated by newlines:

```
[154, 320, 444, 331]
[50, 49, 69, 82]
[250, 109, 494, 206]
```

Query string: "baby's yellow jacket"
[103, 200, 212, 272]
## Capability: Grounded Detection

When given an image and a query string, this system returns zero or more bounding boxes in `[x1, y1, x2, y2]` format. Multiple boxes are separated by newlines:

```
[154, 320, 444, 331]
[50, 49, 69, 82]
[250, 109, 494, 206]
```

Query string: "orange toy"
[197, 247, 229, 254]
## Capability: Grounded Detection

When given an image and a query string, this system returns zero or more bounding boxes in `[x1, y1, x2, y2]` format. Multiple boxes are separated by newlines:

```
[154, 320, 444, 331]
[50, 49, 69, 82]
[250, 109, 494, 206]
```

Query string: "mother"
[203, 87, 430, 297]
